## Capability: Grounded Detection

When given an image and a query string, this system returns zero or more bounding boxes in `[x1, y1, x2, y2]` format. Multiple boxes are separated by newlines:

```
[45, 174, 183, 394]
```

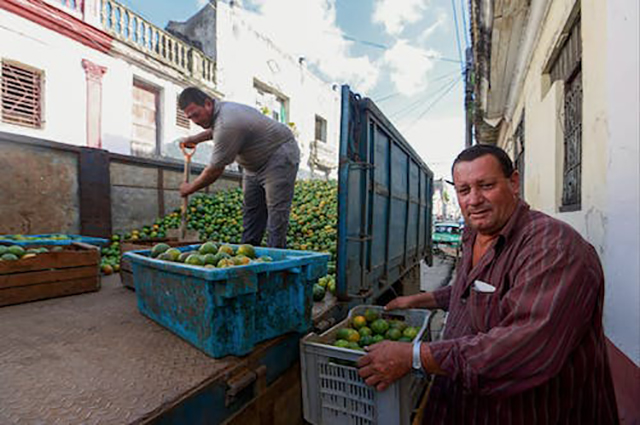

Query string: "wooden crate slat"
[0, 276, 100, 307]
[0, 249, 99, 275]
[0, 266, 97, 290]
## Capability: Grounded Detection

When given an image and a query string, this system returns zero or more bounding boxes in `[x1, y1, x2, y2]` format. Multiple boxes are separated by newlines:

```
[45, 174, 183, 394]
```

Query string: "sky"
[117, 0, 470, 179]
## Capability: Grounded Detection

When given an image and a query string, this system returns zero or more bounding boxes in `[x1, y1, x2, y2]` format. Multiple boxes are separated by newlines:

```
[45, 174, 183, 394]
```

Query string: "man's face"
[183, 99, 213, 128]
[453, 154, 520, 236]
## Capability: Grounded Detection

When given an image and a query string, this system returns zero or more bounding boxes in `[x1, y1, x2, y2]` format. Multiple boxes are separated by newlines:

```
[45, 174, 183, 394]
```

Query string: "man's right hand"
[385, 296, 415, 311]
[179, 137, 198, 149]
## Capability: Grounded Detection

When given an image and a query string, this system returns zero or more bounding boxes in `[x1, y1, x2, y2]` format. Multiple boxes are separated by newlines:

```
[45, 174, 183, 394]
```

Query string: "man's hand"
[179, 137, 198, 149]
[385, 296, 415, 311]
[357, 341, 412, 391]
[180, 182, 194, 197]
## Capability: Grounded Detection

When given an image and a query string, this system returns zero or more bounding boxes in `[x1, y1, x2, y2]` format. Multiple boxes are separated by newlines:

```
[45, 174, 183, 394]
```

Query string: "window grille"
[1, 61, 43, 129]
[176, 97, 190, 129]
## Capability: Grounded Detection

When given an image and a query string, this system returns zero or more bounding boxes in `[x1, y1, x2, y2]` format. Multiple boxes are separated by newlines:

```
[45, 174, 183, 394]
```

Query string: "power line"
[372, 69, 461, 103]
[404, 77, 462, 130]
[389, 74, 461, 119]
[450, 0, 465, 73]
[460, 0, 470, 49]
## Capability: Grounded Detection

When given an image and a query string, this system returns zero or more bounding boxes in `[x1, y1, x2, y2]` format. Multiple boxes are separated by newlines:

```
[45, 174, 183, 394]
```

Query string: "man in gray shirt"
[178, 87, 300, 248]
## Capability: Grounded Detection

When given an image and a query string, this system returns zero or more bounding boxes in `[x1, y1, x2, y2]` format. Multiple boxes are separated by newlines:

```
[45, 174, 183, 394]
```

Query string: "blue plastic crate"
[125, 244, 330, 358]
[0, 233, 109, 247]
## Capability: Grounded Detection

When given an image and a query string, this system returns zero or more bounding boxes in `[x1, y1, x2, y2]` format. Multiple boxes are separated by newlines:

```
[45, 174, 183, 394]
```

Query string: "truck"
[0, 85, 434, 424]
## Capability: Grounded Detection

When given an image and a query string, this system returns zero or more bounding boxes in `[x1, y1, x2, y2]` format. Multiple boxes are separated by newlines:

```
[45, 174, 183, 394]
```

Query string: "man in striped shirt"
[358, 145, 619, 424]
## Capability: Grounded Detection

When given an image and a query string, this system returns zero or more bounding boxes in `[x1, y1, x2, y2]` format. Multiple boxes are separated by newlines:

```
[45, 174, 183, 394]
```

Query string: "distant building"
[469, 0, 639, 420]
[0, 0, 340, 178]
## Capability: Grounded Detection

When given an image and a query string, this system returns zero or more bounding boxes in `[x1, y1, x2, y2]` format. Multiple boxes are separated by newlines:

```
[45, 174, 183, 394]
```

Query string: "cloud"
[398, 115, 465, 179]
[382, 40, 438, 95]
[373, 0, 430, 36]
[245, 0, 380, 92]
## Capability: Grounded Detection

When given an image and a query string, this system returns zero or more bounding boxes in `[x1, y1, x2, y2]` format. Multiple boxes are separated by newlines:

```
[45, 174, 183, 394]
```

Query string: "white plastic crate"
[301, 305, 433, 425]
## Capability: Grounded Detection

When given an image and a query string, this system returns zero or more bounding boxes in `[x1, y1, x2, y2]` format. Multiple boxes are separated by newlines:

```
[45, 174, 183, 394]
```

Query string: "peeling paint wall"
[0, 139, 80, 235]
[494, 0, 639, 364]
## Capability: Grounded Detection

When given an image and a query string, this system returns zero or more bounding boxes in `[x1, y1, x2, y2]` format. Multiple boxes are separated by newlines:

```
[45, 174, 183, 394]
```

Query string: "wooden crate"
[120, 239, 199, 290]
[0, 242, 100, 307]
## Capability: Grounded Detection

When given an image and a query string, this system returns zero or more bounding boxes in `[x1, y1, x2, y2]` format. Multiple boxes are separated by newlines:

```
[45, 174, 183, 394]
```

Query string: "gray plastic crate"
[301, 305, 432, 425]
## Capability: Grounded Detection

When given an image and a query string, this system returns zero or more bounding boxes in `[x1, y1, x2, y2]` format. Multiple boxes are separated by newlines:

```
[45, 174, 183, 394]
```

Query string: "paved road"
[420, 252, 457, 292]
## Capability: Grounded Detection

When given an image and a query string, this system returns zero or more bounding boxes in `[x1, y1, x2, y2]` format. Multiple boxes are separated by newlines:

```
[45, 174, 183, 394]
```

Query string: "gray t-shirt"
[209, 101, 295, 173]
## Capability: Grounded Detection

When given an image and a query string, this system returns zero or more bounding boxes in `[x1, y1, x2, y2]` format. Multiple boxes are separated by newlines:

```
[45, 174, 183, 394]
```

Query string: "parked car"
[432, 222, 463, 249]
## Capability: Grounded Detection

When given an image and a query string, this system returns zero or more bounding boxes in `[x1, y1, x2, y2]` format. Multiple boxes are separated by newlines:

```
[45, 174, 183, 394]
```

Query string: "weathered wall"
[0, 136, 80, 235]
[0, 134, 242, 237]
[495, 0, 639, 365]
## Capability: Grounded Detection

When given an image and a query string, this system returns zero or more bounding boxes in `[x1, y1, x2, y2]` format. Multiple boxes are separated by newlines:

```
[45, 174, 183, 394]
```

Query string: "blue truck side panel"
[337, 86, 433, 302]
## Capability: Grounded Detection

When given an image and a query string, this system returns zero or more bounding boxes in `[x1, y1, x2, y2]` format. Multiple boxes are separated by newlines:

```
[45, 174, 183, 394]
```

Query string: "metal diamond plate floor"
[0, 275, 254, 424]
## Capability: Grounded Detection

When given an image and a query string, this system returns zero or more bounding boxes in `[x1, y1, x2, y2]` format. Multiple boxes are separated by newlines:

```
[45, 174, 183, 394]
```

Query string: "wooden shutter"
[1, 61, 43, 128]
[176, 97, 190, 129]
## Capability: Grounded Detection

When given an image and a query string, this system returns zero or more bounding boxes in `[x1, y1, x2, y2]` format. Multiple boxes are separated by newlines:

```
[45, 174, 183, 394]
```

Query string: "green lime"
[385, 328, 402, 341]
[370, 319, 390, 335]
[334, 339, 349, 348]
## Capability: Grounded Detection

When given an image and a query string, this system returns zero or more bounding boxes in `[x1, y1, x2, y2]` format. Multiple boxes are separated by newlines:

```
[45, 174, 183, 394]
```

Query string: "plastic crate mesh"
[319, 361, 376, 425]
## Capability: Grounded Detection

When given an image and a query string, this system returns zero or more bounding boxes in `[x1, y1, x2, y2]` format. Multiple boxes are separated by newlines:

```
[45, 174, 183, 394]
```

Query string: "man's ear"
[509, 170, 521, 197]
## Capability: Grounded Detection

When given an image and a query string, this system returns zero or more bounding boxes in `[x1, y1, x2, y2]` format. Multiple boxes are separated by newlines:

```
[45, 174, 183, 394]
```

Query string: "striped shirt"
[424, 201, 619, 424]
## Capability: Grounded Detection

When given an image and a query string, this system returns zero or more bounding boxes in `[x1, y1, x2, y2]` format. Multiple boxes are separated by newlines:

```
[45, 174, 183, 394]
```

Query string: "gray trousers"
[241, 140, 300, 248]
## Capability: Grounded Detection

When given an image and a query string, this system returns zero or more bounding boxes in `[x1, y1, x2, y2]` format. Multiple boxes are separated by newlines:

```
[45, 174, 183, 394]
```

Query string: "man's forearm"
[186, 129, 213, 145]
[408, 292, 439, 309]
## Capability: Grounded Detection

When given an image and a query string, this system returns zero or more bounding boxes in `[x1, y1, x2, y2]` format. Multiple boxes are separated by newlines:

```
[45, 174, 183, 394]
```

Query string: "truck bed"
[0, 275, 332, 424]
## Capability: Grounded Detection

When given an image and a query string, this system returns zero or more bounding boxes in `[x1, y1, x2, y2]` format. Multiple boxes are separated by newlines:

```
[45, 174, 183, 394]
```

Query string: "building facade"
[469, 0, 639, 421]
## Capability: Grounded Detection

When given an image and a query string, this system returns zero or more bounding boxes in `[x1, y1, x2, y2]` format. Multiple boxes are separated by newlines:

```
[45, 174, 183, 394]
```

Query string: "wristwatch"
[412, 341, 427, 377]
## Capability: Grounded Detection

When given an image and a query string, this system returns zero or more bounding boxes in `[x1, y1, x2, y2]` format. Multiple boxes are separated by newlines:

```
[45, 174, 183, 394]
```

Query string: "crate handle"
[225, 365, 267, 407]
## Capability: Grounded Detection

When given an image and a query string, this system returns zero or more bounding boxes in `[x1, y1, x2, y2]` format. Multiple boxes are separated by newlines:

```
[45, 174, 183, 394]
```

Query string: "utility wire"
[389, 74, 461, 119]
[460, 0, 470, 49]
[404, 77, 462, 130]
[372, 69, 461, 103]
[451, 0, 465, 73]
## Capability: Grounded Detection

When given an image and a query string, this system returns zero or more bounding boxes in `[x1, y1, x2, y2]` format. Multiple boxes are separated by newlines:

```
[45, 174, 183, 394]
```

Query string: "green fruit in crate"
[328, 281, 336, 294]
[199, 242, 218, 255]
[203, 253, 217, 265]
[370, 319, 390, 335]
[217, 258, 235, 268]
[334, 339, 349, 348]
[385, 328, 402, 341]
[398, 336, 412, 342]
[1, 253, 19, 261]
[177, 252, 191, 263]
[185, 254, 205, 266]
[7, 245, 25, 257]
[372, 334, 384, 344]
[0, 246, 8, 255]
[313, 284, 326, 301]
[352, 315, 367, 329]
[364, 309, 379, 323]
[51, 246, 63, 252]
[164, 248, 181, 262]
[336, 328, 352, 341]
[218, 245, 235, 255]
[359, 335, 375, 347]
[389, 320, 408, 332]
[344, 329, 360, 343]
[256, 255, 273, 263]
[403, 327, 419, 340]
[347, 342, 362, 351]
[233, 255, 251, 266]
[236, 244, 256, 259]
[358, 327, 372, 337]
[151, 243, 171, 258]
[317, 276, 328, 288]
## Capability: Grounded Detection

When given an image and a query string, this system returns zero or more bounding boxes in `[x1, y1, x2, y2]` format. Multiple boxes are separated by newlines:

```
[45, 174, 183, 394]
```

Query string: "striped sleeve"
[428, 222, 601, 397]
[432, 285, 452, 310]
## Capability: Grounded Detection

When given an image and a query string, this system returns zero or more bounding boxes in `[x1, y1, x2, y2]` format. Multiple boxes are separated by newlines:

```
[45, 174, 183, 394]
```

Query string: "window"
[131, 80, 160, 157]
[514, 113, 525, 200]
[176, 96, 190, 129]
[1, 60, 43, 128]
[315, 115, 327, 143]
[253, 81, 288, 124]
[549, 17, 582, 211]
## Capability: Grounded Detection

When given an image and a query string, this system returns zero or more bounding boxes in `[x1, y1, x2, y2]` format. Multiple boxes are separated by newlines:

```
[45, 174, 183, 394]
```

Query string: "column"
[81, 59, 107, 148]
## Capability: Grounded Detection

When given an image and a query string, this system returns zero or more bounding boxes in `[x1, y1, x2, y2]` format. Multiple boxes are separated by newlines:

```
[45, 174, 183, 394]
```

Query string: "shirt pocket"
[467, 288, 500, 333]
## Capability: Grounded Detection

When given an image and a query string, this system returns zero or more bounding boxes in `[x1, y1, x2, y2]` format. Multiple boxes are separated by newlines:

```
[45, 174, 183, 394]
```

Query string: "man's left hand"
[357, 341, 412, 391]
[180, 182, 193, 197]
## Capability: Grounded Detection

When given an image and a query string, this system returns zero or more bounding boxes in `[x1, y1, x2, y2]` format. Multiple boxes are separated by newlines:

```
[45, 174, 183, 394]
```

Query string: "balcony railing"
[101, 0, 215, 86]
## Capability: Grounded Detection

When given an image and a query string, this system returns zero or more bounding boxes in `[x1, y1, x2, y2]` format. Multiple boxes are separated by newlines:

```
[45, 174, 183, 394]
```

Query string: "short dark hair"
[452, 144, 514, 178]
[178, 87, 212, 110]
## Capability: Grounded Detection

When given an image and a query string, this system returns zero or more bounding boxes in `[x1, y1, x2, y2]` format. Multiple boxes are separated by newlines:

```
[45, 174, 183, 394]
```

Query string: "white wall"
[215, 2, 341, 178]
[0, 9, 204, 162]
[604, 0, 640, 365]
